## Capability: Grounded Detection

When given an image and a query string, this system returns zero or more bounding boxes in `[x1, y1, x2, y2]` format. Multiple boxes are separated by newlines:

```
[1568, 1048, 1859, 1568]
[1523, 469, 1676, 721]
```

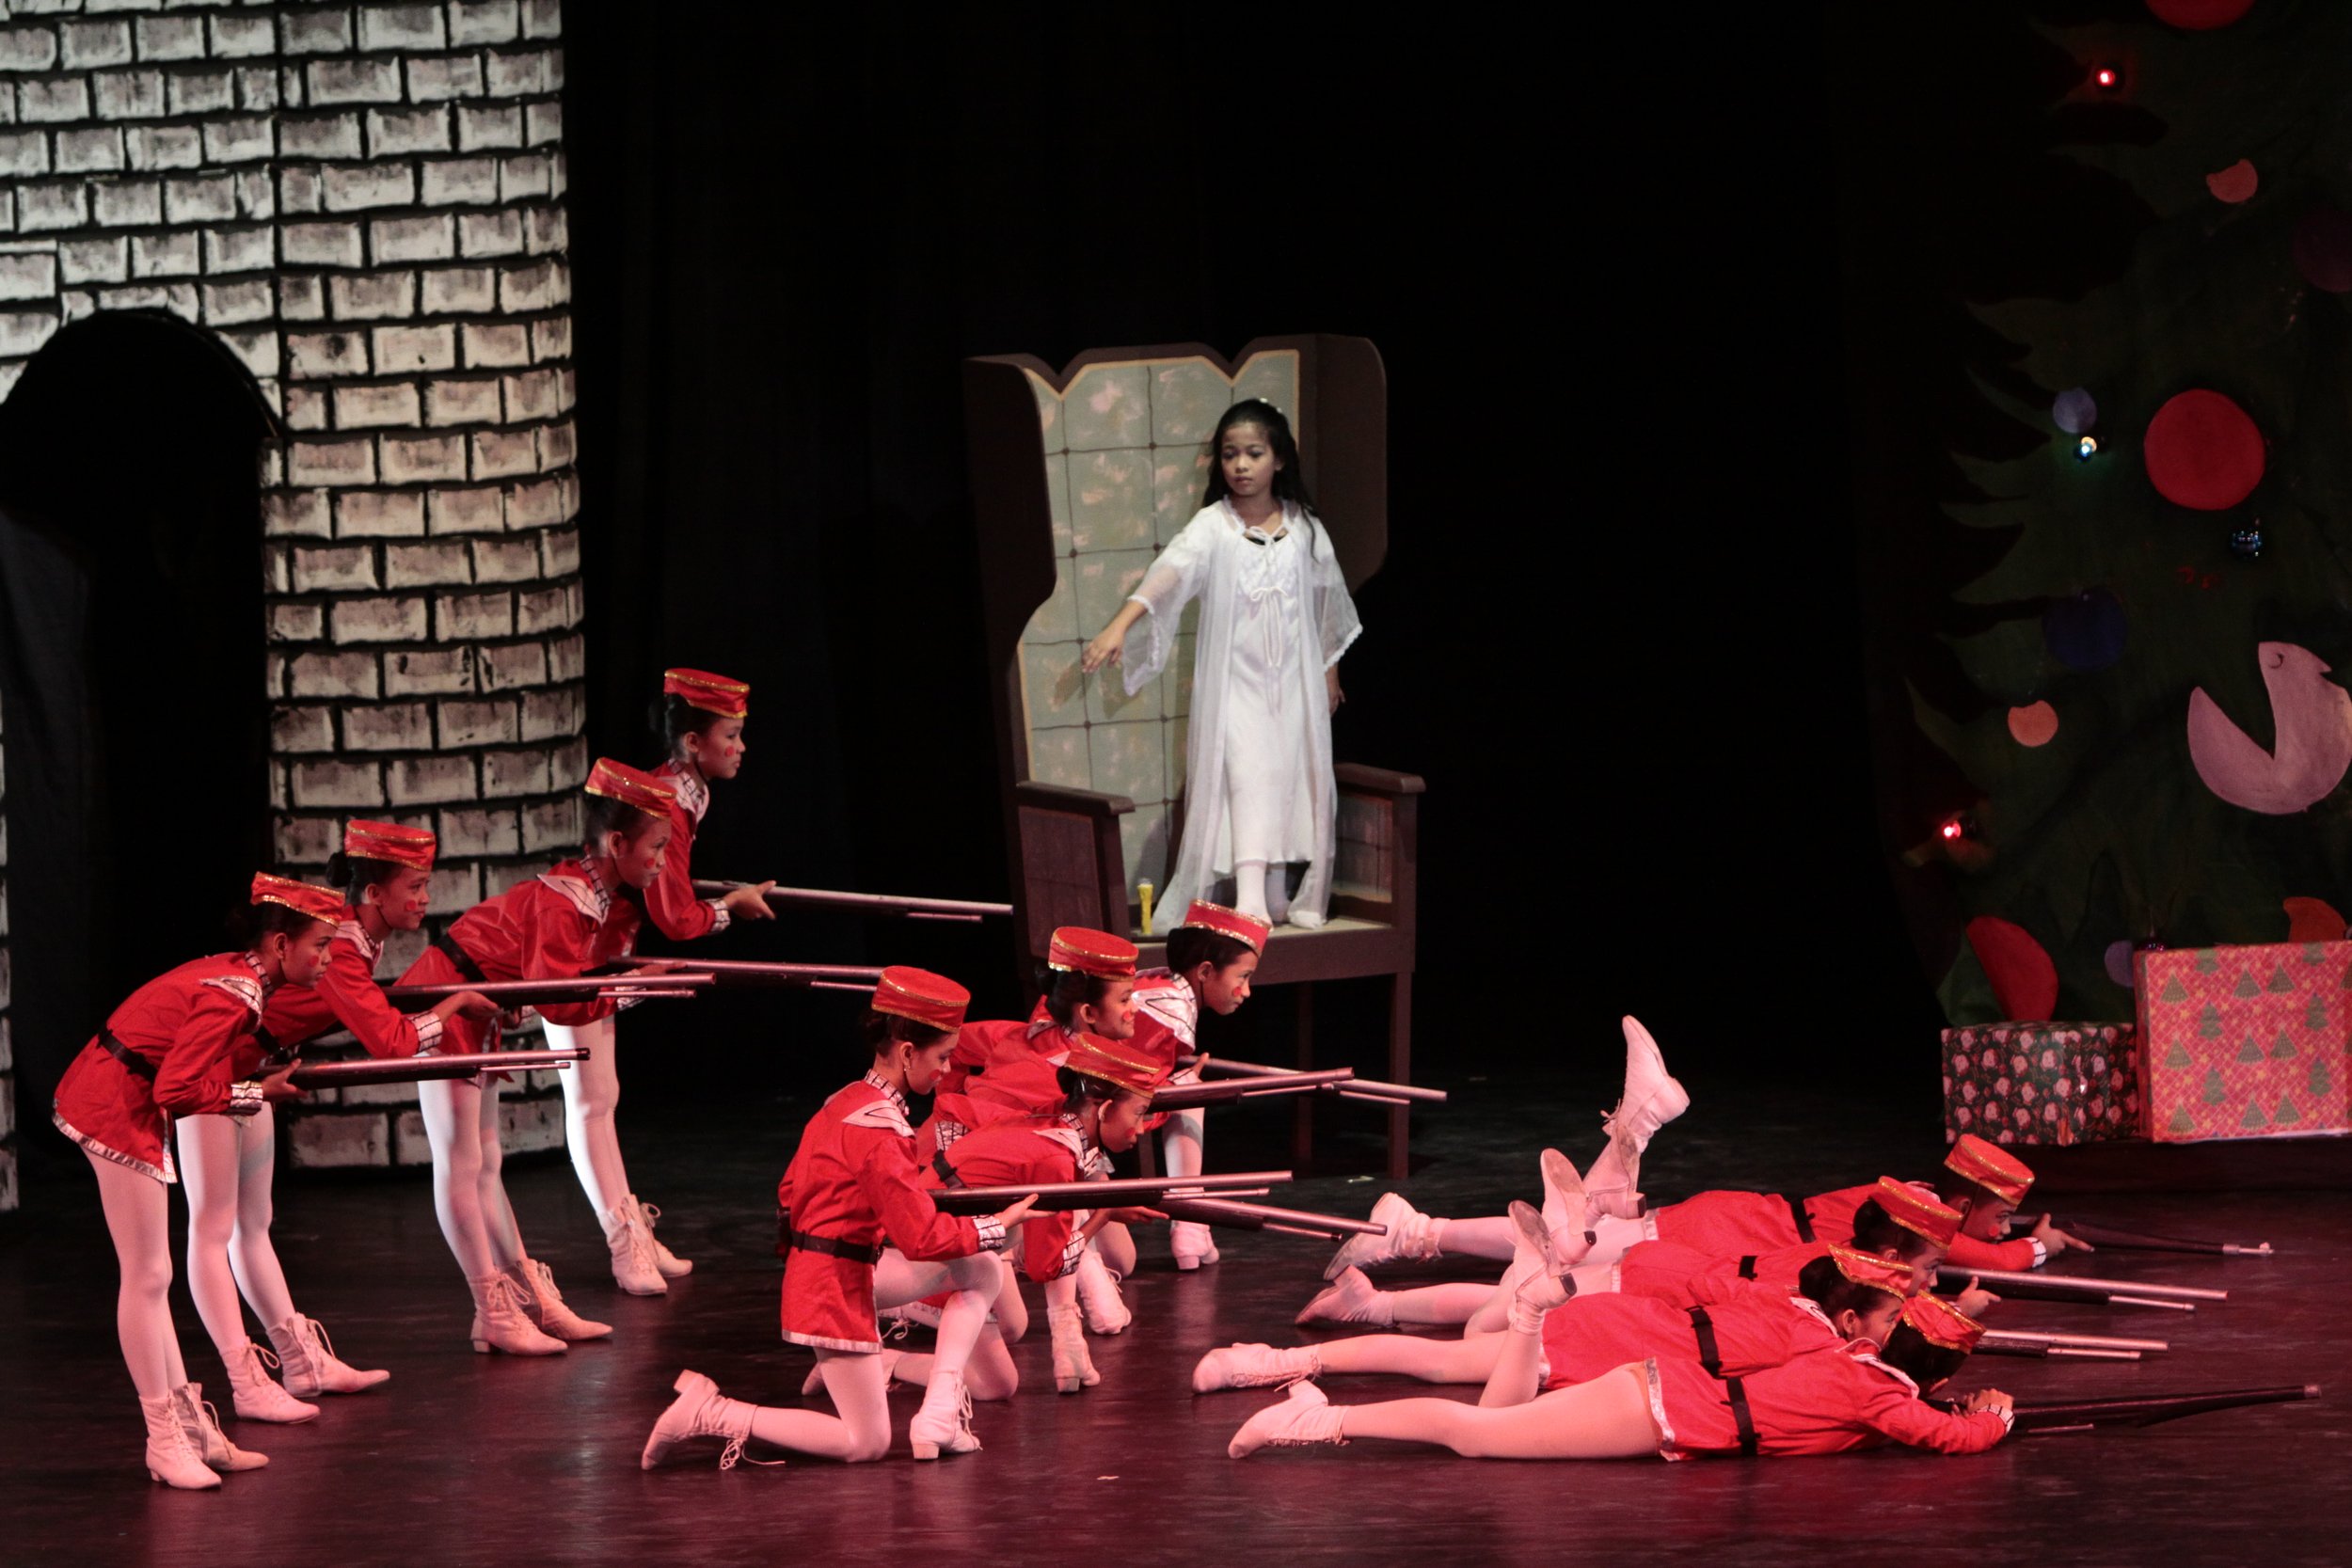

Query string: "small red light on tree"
[1941, 819, 1965, 841]
[2094, 66, 2120, 89]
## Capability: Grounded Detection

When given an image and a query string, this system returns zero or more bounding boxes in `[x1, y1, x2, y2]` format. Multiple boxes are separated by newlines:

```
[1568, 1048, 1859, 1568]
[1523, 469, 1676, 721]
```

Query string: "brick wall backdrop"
[0, 0, 587, 1188]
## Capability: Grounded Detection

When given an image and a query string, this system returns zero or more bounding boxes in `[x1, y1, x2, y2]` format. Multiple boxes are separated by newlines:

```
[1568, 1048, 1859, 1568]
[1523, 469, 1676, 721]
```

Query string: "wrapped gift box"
[1940, 1022, 2142, 1147]
[2135, 942, 2352, 1143]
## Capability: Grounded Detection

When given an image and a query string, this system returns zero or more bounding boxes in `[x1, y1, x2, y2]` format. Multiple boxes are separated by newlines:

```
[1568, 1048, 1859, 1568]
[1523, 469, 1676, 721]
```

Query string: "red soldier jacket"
[1543, 1278, 1845, 1389]
[261, 908, 443, 1066]
[1652, 1339, 2010, 1459]
[776, 1073, 1004, 1352]
[938, 998, 1068, 1097]
[52, 954, 272, 1182]
[596, 761, 733, 960]
[924, 1114, 1094, 1284]
[1656, 1181, 2044, 1273]
[1613, 1239, 1835, 1304]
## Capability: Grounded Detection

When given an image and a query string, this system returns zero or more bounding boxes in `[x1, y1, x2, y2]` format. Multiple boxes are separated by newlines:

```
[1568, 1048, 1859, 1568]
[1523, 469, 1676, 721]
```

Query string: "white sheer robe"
[1121, 499, 1362, 923]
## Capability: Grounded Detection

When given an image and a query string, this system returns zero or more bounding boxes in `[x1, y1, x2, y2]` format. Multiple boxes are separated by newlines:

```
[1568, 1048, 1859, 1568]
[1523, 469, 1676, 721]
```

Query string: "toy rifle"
[628, 958, 884, 990]
[283, 1047, 589, 1090]
[1152, 1196, 1388, 1240]
[1933, 1385, 2318, 1434]
[695, 879, 1011, 923]
[1151, 1069, 1359, 1111]
[1936, 1264, 2226, 1311]
[237, 1049, 585, 1113]
[1179, 1054, 1448, 1106]
[926, 1171, 1296, 1212]
[384, 974, 716, 1008]
[1978, 1328, 2169, 1362]
[2046, 1218, 2273, 1257]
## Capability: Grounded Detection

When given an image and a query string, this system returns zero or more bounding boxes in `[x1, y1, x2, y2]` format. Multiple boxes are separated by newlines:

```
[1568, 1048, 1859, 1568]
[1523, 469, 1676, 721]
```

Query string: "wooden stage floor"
[0, 1063, 2344, 1568]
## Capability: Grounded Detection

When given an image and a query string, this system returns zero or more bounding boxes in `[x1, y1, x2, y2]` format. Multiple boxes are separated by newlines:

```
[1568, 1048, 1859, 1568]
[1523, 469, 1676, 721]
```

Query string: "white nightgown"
[1120, 499, 1362, 925]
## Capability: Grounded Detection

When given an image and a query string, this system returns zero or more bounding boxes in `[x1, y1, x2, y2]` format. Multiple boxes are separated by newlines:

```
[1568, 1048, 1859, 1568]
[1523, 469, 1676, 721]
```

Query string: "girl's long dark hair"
[1201, 398, 1315, 514]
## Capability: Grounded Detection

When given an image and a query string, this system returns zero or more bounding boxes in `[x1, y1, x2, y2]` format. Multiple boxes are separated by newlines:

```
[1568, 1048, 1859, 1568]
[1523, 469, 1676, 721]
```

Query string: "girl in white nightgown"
[1081, 398, 1361, 927]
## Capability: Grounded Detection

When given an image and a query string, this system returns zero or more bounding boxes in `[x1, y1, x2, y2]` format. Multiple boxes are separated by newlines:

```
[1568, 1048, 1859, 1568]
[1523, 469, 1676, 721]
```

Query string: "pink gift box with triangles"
[2135, 942, 2352, 1142]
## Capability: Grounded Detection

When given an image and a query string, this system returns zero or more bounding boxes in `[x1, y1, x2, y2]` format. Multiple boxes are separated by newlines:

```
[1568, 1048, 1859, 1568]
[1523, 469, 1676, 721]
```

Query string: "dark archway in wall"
[0, 310, 275, 1119]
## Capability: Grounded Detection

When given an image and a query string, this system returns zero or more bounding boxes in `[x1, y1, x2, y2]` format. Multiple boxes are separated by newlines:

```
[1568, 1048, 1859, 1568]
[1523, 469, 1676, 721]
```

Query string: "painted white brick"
[476, 641, 546, 690]
[271, 705, 337, 753]
[437, 591, 513, 640]
[58, 236, 128, 286]
[17, 79, 91, 124]
[290, 436, 378, 489]
[341, 699, 434, 748]
[386, 754, 477, 805]
[308, 57, 403, 105]
[202, 226, 274, 275]
[335, 489, 425, 536]
[426, 483, 504, 532]
[281, 8, 356, 55]
[323, 162, 414, 212]
[282, 220, 364, 268]
[358, 4, 445, 50]
[165, 69, 237, 118]
[424, 378, 501, 427]
[56, 127, 127, 174]
[290, 546, 379, 594]
[201, 117, 274, 166]
[328, 268, 418, 320]
[380, 431, 466, 483]
[94, 70, 167, 120]
[133, 13, 205, 61]
[209, 13, 275, 58]
[482, 747, 549, 797]
[288, 1109, 389, 1168]
[163, 173, 235, 224]
[384, 646, 473, 695]
[367, 104, 450, 157]
[385, 539, 473, 587]
[520, 795, 579, 853]
[456, 103, 521, 151]
[288, 330, 369, 379]
[450, 0, 520, 45]
[334, 382, 422, 429]
[130, 230, 200, 277]
[469, 428, 534, 479]
[372, 212, 453, 262]
[421, 265, 496, 314]
[269, 601, 327, 641]
[461, 322, 529, 367]
[406, 55, 485, 103]
[373, 322, 455, 372]
[290, 758, 387, 808]
[279, 113, 362, 161]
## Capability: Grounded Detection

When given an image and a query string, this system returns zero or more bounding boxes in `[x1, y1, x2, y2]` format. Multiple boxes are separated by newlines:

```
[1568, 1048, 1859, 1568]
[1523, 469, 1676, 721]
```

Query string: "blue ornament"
[2042, 587, 2128, 673]
[2054, 388, 2098, 435]
[2229, 526, 2264, 560]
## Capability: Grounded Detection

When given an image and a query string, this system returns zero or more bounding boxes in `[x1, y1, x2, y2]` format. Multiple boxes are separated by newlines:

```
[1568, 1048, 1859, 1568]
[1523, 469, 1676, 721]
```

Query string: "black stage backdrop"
[558, 8, 1934, 1102]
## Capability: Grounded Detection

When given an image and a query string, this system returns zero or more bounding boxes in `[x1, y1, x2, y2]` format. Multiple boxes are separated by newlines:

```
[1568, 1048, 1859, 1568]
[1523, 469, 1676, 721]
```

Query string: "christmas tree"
[1913, 0, 2352, 1022]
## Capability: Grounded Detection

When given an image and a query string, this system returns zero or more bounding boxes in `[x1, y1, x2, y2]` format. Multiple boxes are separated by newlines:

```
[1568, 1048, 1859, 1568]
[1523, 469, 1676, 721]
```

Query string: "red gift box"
[1940, 1022, 2142, 1147]
[2135, 942, 2352, 1143]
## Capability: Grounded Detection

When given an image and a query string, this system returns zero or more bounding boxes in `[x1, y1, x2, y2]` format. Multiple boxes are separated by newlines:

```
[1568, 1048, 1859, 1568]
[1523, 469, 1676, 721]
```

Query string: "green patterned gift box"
[1940, 1022, 2142, 1147]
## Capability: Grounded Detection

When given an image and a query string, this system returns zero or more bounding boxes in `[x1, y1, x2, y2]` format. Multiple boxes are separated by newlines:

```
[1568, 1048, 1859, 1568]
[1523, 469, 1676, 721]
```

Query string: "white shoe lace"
[297, 1315, 340, 1365]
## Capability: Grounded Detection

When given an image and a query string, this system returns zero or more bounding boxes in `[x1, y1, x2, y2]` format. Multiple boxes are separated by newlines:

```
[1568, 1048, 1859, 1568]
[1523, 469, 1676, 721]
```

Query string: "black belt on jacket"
[1688, 1306, 1725, 1378]
[931, 1150, 961, 1187]
[1737, 1255, 1758, 1280]
[787, 1228, 882, 1266]
[1787, 1194, 1816, 1243]
[433, 935, 489, 985]
[99, 1029, 157, 1079]
[251, 1025, 293, 1069]
[1723, 1375, 1761, 1457]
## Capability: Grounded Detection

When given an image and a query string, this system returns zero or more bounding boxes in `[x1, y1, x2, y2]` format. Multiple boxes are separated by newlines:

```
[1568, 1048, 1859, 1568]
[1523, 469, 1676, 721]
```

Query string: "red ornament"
[2144, 388, 2265, 511]
[2145, 0, 2254, 27]
[1966, 916, 2060, 1023]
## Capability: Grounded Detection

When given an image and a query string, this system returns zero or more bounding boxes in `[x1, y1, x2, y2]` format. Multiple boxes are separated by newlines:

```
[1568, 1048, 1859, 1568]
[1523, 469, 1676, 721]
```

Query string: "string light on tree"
[2093, 64, 2122, 90]
[2229, 525, 2264, 560]
[2075, 435, 2100, 461]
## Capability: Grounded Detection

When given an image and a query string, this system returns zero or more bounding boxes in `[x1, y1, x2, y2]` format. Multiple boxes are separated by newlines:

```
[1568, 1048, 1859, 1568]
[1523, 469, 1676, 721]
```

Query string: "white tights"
[1414, 1212, 1649, 1268]
[1333, 1361, 1662, 1459]
[177, 1109, 299, 1370]
[877, 1251, 1021, 1401]
[418, 1074, 527, 1280]
[86, 1150, 189, 1402]
[548, 1016, 632, 1227]
[751, 1252, 1004, 1461]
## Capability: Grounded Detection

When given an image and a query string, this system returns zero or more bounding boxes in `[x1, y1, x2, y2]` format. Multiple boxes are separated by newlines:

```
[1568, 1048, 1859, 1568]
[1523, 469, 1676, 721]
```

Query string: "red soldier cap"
[663, 667, 750, 720]
[872, 966, 970, 1033]
[585, 756, 678, 817]
[1179, 899, 1272, 954]
[1826, 1243, 1915, 1300]
[1875, 1178, 1963, 1249]
[1047, 926, 1138, 978]
[342, 819, 436, 871]
[1062, 1033, 1167, 1100]
[1945, 1132, 2035, 1207]
[250, 872, 342, 926]
[1899, 1291, 1986, 1353]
